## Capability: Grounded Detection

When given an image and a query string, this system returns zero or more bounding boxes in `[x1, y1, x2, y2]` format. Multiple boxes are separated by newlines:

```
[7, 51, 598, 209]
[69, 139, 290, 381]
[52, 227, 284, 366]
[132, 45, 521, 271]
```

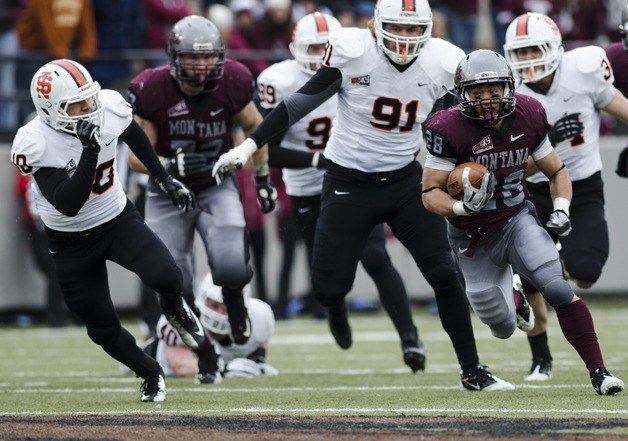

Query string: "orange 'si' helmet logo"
[36, 71, 53, 99]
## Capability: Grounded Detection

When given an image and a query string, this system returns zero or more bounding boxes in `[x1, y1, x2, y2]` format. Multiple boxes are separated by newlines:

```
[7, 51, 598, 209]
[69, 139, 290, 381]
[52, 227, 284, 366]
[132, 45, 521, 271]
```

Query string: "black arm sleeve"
[33, 147, 100, 217]
[250, 66, 342, 147]
[268, 144, 316, 168]
[121, 119, 168, 183]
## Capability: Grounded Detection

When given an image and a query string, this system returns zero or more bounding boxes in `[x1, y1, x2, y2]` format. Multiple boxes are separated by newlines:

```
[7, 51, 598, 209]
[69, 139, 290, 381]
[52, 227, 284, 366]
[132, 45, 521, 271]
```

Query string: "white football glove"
[211, 139, 258, 185]
[546, 209, 572, 236]
[224, 357, 263, 379]
[258, 362, 279, 376]
[462, 169, 496, 213]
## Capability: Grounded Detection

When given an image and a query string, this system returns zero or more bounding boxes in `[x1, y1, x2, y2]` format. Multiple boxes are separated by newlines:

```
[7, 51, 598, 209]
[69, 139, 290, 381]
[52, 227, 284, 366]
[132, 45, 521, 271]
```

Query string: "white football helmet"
[194, 273, 251, 335]
[290, 12, 341, 75]
[30, 59, 103, 134]
[503, 12, 563, 83]
[374, 0, 432, 65]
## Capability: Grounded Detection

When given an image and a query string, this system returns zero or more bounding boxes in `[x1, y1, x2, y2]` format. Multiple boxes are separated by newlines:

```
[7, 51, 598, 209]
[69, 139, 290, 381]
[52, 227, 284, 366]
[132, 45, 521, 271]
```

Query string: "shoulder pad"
[326, 28, 370, 69]
[100, 90, 133, 135]
[572, 46, 608, 74]
[11, 126, 47, 174]
[257, 60, 299, 109]
[426, 38, 465, 75]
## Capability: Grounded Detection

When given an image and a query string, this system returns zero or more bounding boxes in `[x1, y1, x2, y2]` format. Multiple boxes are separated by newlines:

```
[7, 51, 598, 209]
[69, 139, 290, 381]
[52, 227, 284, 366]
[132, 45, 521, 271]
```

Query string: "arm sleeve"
[250, 66, 342, 147]
[32, 148, 99, 217]
[268, 144, 316, 168]
[121, 119, 169, 183]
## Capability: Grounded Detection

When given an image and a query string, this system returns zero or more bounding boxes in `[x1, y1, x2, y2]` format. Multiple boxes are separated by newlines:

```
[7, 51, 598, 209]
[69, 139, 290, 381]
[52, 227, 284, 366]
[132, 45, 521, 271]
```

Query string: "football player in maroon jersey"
[422, 50, 624, 396]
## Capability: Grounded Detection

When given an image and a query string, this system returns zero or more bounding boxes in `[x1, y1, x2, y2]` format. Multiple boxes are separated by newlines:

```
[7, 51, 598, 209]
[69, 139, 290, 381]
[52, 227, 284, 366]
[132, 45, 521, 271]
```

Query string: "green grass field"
[1, 298, 628, 428]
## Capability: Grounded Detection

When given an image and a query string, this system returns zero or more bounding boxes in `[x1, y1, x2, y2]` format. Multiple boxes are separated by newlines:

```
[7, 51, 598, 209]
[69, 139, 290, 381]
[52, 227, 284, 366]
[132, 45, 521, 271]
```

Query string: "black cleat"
[460, 365, 515, 391]
[591, 368, 624, 396]
[164, 300, 204, 350]
[403, 342, 426, 373]
[140, 367, 166, 402]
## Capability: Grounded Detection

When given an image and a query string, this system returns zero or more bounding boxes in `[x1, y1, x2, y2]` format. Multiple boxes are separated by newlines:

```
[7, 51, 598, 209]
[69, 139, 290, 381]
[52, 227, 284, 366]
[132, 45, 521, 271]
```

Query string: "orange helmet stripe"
[50, 60, 88, 87]
[516, 13, 530, 37]
[313, 12, 328, 33]
[403, 0, 415, 11]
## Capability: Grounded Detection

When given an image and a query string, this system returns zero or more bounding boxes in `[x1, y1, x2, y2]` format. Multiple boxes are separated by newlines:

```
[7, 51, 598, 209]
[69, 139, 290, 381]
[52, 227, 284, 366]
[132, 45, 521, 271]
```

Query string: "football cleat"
[401, 331, 426, 373]
[195, 371, 222, 384]
[513, 274, 534, 332]
[460, 365, 515, 391]
[140, 367, 166, 402]
[524, 359, 553, 381]
[327, 304, 352, 349]
[591, 368, 624, 396]
[164, 300, 205, 350]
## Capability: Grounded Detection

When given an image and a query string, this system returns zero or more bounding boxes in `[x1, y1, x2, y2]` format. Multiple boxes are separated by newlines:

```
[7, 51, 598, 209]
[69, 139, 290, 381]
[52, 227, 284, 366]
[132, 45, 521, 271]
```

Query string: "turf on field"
[1, 298, 628, 440]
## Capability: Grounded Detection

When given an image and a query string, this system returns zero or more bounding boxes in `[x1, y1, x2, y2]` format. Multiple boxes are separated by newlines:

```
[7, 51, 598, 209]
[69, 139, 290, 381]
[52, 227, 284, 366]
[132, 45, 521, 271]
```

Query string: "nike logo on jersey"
[562, 95, 575, 102]
[334, 190, 350, 195]
[298, 207, 312, 213]
[510, 134, 524, 142]
[417, 82, 428, 87]
[210, 108, 224, 117]
[48, 249, 58, 254]
[105, 139, 115, 146]
[458, 247, 468, 254]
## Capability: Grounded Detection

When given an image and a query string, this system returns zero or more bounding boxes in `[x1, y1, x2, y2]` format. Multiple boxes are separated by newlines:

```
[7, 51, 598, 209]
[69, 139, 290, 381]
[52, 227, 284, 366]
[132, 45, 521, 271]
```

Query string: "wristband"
[453, 200, 470, 216]
[254, 163, 269, 177]
[552, 196, 570, 216]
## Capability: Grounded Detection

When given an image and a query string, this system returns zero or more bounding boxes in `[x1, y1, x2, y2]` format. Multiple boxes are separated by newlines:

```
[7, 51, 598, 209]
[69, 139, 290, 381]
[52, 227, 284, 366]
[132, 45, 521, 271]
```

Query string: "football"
[447, 162, 490, 199]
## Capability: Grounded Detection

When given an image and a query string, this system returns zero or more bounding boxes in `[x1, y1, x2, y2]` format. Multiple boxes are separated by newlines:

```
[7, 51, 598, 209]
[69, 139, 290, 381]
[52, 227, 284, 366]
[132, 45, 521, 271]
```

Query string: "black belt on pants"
[326, 159, 418, 183]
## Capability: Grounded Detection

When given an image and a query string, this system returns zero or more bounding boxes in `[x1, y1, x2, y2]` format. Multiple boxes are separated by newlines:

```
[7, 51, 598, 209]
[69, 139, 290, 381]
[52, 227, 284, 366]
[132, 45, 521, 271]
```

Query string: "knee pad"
[359, 246, 390, 275]
[209, 227, 252, 288]
[311, 269, 351, 307]
[419, 252, 460, 291]
[87, 321, 122, 346]
[468, 284, 516, 339]
[540, 277, 573, 307]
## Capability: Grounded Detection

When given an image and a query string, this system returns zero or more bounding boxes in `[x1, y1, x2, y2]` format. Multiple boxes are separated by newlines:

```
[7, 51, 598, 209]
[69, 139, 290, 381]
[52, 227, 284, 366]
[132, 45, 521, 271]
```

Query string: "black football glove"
[168, 147, 213, 178]
[255, 174, 278, 214]
[616, 147, 628, 178]
[548, 113, 583, 145]
[156, 175, 195, 212]
[76, 119, 101, 151]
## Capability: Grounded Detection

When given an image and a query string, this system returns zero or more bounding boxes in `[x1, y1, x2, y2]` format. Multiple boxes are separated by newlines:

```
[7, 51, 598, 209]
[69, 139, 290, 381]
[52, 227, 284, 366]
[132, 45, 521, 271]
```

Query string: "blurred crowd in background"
[0, 0, 623, 134]
[1, 0, 625, 327]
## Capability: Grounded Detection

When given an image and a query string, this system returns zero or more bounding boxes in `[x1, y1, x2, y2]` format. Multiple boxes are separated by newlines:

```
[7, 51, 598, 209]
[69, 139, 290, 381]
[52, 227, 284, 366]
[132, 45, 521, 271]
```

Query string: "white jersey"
[323, 28, 464, 172]
[258, 59, 337, 197]
[11, 90, 132, 231]
[155, 298, 275, 376]
[517, 46, 616, 183]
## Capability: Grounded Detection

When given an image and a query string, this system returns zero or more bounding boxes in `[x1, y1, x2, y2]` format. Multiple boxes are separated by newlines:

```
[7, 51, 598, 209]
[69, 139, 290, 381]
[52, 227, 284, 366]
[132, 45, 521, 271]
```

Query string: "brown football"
[447, 162, 490, 199]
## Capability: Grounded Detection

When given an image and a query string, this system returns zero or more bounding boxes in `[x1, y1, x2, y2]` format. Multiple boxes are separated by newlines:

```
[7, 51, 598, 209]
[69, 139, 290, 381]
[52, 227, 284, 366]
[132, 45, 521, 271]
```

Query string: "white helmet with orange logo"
[374, 0, 433, 65]
[503, 12, 563, 83]
[194, 273, 251, 335]
[30, 59, 103, 134]
[290, 12, 341, 75]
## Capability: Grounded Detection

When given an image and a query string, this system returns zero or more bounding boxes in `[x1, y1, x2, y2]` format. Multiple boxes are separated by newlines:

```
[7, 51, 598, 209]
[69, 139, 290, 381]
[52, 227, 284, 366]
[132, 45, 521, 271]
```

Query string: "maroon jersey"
[424, 93, 550, 230]
[128, 60, 254, 192]
[606, 42, 628, 97]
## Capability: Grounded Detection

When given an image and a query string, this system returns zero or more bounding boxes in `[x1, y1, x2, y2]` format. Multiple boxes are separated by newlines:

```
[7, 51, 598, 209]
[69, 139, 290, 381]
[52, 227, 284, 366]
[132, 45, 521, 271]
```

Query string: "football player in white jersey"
[151, 273, 278, 382]
[213, 0, 514, 391]
[504, 12, 628, 382]
[10, 59, 209, 403]
[258, 12, 426, 373]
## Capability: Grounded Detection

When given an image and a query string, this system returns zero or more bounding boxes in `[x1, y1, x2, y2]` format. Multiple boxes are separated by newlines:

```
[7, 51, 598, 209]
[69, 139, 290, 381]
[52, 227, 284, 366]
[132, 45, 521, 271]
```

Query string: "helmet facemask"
[290, 12, 342, 75]
[455, 50, 516, 127]
[374, 0, 432, 65]
[167, 16, 225, 92]
[31, 59, 104, 135]
[503, 13, 563, 83]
